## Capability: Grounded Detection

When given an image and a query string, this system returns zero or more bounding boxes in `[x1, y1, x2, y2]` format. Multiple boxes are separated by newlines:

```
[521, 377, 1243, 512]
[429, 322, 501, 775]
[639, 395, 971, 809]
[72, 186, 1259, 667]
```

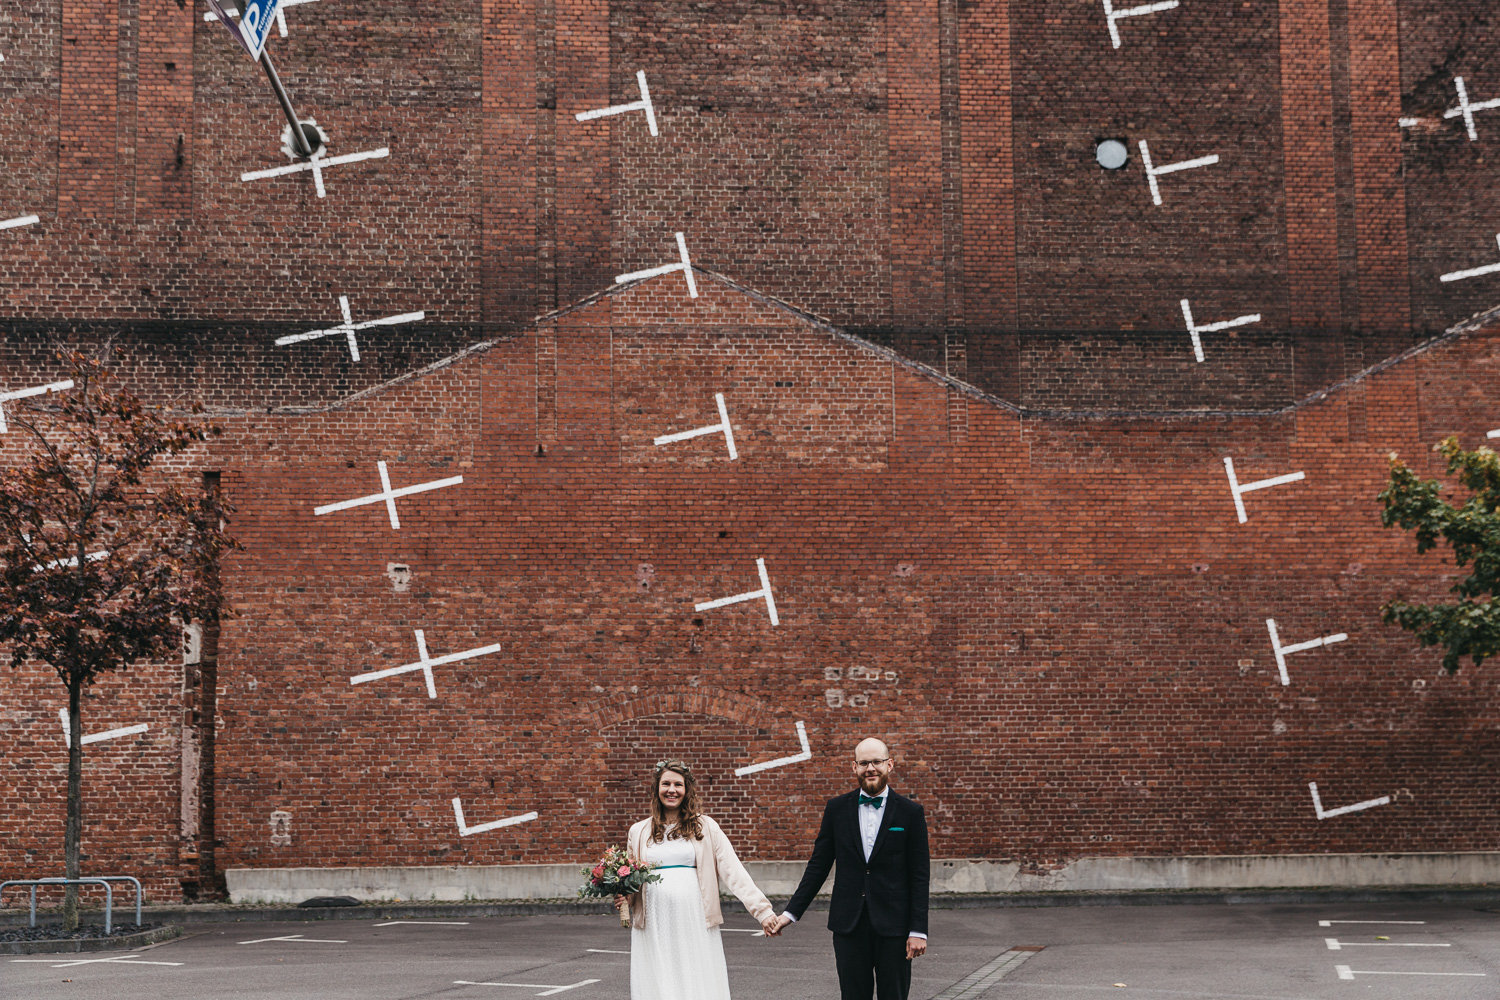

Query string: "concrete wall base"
[227, 851, 1500, 904]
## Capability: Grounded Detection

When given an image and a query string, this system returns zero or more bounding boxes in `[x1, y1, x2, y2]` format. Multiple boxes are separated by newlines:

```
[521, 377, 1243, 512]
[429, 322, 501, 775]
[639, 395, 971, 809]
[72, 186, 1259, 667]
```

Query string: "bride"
[618, 759, 780, 1000]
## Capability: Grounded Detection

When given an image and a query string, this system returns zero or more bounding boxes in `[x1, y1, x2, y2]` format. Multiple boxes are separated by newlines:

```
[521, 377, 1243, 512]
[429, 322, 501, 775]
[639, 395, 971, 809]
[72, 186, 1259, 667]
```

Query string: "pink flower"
[617, 865, 632, 876]
[592, 865, 604, 878]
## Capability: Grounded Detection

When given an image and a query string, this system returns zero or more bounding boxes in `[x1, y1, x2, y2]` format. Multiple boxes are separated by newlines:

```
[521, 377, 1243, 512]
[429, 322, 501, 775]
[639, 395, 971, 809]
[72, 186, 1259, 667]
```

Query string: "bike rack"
[0, 875, 143, 934]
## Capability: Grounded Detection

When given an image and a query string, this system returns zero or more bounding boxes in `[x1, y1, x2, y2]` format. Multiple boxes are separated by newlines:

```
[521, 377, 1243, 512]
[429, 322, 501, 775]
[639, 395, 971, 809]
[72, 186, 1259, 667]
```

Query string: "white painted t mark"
[1223, 456, 1305, 524]
[1265, 618, 1347, 685]
[312, 461, 464, 530]
[203, 0, 321, 39]
[1101, 0, 1180, 50]
[735, 720, 811, 776]
[349, 629, 502, 699]
[1308, 781, 1391, 821]
[1181, 299, 1260, 363]
[58, 707, 148, 748]
[616, 232, 698, 298]
[451, 798, 539, 838]
[654, 393, 738, 459]
[453, 979, 601, 996]
[0, 214, 39, 232]
[275, 295, 425, 362]
[695, 557, 778, 626]
[1439, 233, 1500, 284]
[1443, 76, 1500, 141]
[0, 379, 73, 433]
[575, 70, 658, 136]
[1138, 140, 1220, 206]
[241, 145, 390, 200]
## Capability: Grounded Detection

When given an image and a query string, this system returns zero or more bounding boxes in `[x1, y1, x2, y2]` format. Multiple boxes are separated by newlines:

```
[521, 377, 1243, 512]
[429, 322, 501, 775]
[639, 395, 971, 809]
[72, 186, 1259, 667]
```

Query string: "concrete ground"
[5, 900, 1496, 1000]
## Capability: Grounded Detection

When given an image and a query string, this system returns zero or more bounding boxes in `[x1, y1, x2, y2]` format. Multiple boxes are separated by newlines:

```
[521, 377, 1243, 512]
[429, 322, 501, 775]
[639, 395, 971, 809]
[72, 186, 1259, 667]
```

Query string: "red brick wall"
[3, 2, 1500, 900]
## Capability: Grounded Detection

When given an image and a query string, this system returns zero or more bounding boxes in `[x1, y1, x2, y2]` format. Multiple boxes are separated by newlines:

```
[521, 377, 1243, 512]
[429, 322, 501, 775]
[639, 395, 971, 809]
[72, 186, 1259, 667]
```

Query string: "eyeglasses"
[854, 758, 891, 769]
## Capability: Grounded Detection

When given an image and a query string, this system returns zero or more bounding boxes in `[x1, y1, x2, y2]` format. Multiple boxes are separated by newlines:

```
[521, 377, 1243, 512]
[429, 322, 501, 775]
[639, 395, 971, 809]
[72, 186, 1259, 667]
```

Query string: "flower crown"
[654, 758, 692, 778]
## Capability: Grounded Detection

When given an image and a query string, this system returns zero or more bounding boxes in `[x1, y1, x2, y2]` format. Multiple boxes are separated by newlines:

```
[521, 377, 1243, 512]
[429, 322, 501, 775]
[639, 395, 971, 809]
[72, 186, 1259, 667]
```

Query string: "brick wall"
[2, 2, 1500, 900]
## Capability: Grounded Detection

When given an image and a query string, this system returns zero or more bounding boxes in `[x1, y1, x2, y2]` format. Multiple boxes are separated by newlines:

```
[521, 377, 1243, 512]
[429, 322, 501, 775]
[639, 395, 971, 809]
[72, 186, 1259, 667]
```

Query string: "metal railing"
[0, 875, 143, 935]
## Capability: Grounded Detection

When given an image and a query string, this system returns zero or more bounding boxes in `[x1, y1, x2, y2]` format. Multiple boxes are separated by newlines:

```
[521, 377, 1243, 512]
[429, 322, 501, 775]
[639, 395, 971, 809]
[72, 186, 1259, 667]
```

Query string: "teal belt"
[657, 864, 695, 869]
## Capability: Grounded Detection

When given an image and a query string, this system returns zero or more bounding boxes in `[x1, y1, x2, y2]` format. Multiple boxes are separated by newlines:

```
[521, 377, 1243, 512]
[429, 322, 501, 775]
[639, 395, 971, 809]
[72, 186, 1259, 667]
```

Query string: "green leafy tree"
[0, 353, 237, 931]
[1380, 436, 1500, 673]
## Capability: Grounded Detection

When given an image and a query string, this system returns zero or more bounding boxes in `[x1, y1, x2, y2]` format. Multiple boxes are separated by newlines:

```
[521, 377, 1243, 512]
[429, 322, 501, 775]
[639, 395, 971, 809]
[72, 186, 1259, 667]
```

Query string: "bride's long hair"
[649, 759, 705, 843]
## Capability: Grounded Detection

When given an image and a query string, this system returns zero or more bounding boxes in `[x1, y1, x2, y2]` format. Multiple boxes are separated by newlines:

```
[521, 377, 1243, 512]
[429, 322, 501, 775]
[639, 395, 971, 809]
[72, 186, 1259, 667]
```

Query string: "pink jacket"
[624, 814, 775, 930]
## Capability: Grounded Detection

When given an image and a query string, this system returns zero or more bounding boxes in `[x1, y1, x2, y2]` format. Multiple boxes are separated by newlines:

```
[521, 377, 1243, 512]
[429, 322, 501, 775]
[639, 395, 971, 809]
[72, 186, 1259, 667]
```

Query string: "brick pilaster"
[58, 0, 119, 219]
[483, 0, 539, 328]
[135, 2, 194, 221]
[887, 0, 944, 332]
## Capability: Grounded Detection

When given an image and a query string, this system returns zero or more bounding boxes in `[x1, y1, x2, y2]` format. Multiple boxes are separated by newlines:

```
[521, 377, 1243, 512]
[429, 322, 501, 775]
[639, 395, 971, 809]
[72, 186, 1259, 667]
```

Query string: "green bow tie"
[859, 794, 882, 807]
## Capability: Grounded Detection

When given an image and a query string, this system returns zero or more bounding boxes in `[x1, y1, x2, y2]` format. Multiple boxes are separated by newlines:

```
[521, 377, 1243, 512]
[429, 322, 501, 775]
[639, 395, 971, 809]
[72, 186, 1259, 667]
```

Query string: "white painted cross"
[238, 934, 349, 944]
[240, 145, 390, 200]
[735, 720, 811, 776]
[695, 557, 779, 626]
[58, 707, 148, 749]
[21, 531, 108, 572]
[654, 393, 738, 459]
[453, 980, 600, 996]
[349, 629, 502, 699]
[1336, 966, 1485, 980]
[1101, 0, 1180, 50]
[1181, 299, 1260, 363]
[312, 461, 464, 530]
[204, 0, 321, 39]
[1443, 75, 1500, 142]
[1439, 233, 1500, 284]
[0, 378, 73, 434]
[0, 213, 39, 232]
[1138, 139, 1220, 206]
[1308, 781, 1390, 821]
[616, 232, 698, 298]
[451, 798, 539, 838]
[11, 953, 184, 969]
[275, 295, 425, 362]
[575, 69, 658, 136]
[1326, 938, 1450, 950]
[1223, 456, 1305, 524]
[1265, 618, 1347, 686]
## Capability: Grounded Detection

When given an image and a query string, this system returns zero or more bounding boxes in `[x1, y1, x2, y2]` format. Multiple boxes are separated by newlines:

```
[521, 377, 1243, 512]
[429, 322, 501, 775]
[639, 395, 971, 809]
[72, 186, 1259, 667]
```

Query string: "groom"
[772, 737, 930, 1000]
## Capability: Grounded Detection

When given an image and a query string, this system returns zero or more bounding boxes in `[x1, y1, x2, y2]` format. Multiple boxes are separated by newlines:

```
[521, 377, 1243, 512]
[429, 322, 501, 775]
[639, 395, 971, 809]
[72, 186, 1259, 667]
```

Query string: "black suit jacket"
[785, 789, 930, 938]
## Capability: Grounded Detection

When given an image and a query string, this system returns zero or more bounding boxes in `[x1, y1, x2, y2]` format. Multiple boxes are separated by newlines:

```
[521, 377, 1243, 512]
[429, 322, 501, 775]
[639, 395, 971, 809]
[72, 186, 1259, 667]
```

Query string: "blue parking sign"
[205, 0, 281, 60]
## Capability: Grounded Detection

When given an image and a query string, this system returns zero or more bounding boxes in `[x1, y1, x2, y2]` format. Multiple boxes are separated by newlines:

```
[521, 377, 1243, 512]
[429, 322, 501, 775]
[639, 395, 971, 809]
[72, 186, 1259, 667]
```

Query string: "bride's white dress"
[630, 831, 733, 1000]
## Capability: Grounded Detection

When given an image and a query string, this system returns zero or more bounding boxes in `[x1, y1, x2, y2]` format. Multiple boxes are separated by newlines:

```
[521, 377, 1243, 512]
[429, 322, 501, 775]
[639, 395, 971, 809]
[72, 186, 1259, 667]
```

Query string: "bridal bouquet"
[579, 845, 661, 927]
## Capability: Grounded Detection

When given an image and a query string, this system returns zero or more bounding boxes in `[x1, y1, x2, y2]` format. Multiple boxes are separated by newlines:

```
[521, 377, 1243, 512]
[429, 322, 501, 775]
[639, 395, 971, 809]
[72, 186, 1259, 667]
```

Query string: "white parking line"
[1325, 937, 1450, 950]
[1336, 965, 1485, 980]
[12, 953, 184, 968]
[586, 948, 628, 955]
[454, 979, 600, 996]
[373, 920, 471, 926]
[238, 933, 348, 944]
[1319, 919, 1426, 927]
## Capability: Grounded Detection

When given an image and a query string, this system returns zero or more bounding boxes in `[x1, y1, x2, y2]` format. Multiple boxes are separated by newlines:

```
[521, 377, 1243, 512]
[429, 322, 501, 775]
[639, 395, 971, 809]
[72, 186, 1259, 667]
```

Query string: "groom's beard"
[859, 773, 889, 795]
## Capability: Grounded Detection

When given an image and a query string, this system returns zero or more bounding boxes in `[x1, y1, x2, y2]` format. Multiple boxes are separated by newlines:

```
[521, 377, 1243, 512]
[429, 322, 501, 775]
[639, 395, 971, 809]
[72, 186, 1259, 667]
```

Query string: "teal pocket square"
[889, 827, 905, 831]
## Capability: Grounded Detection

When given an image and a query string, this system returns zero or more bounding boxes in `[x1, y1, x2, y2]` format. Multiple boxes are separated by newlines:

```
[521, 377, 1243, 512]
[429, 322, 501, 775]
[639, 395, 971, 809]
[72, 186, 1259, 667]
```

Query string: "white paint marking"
[1265, 618, 1348, 685]
[1325, 938, 1450, 950]
[58, 707, 148, 749]
[1100, 0, 1180, 50]
[22, 532, 110, 573]
[453, 981, 600, 997]
[1440, 233, 1500, 283]
[735, 720, 811, 777]
[350, 629, 502, 700]
[1487, 427, 1500, 439]
[615, 231, 697, 298]
[653, 392, 738, 459]
[1181, 299, 1261, 363]
[1319, 920, 1427, 927]
[0, 378, 73, 434]
[1398, 116, 1423, 129]
[720, 928, 766, 936]
[1336, 966, 1484, 980]
[373, 920, 471, 926]
[275, 295, 425, 362]
[574, 69, 658, 137]
[695, 557, 778, 625]
[451, 798, 539, 838]
[586, 949, 629, 954]
[203, 0, 321, 38]
[312, 461, 464, 531]
[1138, 140, 1220, 206]
[1223, 456, 1305, 524]
[1442, 75, 1500, 142]
[241, 146, 390, 200]
[0, 214, 39, 231]
[11, 953, 184, 968]
[1309, 781, 1391, 821]
[238, 934, 348, 944]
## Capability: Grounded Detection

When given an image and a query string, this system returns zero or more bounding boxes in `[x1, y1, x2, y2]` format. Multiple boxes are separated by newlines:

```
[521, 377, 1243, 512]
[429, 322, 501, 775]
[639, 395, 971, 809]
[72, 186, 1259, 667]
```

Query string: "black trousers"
[832, 904, 911, 1000]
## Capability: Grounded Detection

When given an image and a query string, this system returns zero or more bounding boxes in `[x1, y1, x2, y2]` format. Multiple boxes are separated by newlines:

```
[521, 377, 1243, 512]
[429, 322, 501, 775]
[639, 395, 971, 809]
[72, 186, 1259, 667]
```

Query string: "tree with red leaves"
[0, 353, 237, 931]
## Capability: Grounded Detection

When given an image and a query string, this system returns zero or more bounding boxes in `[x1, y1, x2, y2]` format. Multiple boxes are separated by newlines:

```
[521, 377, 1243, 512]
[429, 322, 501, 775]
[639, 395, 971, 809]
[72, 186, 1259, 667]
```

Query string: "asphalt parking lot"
[6, 900, 1496, 1000]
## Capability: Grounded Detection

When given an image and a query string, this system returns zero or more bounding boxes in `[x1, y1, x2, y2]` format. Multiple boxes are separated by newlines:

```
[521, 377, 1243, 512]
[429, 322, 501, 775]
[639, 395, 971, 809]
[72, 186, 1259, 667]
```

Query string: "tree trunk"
[62, 681, 83, 931]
